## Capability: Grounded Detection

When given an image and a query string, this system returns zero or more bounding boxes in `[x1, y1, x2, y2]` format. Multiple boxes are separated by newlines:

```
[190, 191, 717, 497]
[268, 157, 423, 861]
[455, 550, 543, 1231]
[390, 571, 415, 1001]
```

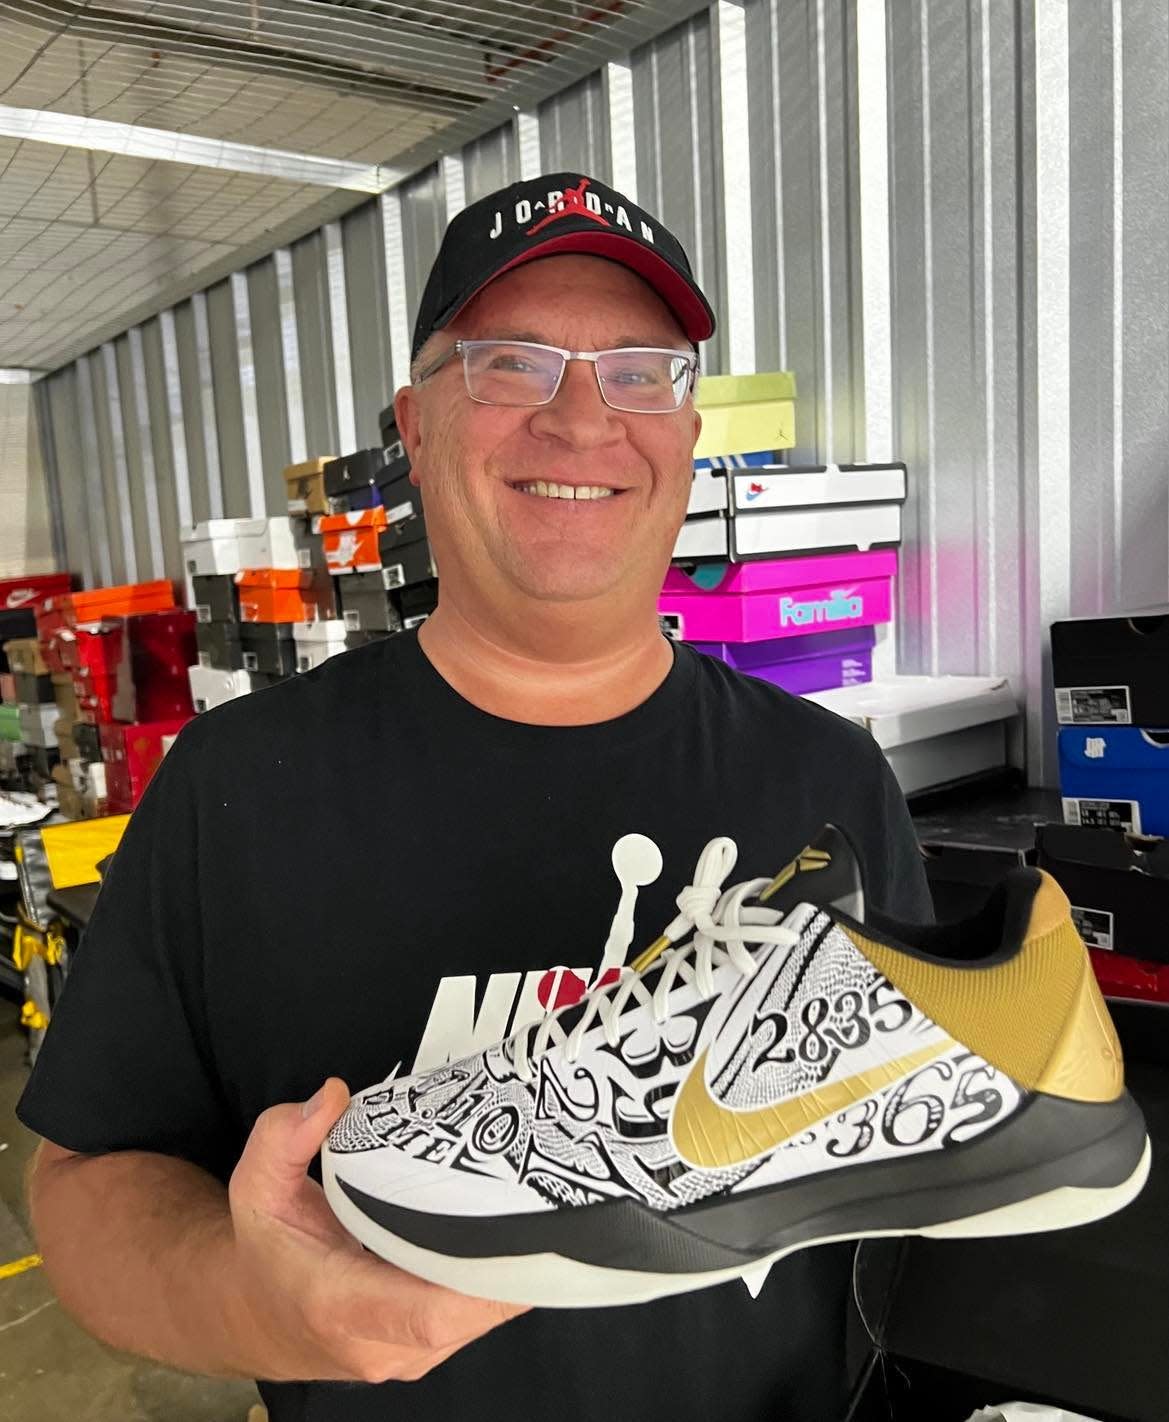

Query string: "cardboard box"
[316, 508, 389, 575]
[659, 550, 896, 644]
[0, 609, 36, 670]
[238, 623, 297, 677]
[182, 517, 299, 576]
[56, 782, 86, 820]
[691, 626, 874, 696]
[0, 671, 14, 702]
[100, 717, 189, 812]
[192, 573, 240, 625]
[18, 702, 59, 748]
[235, 569, 323, 625]
[1035, 823, 1169, 963]
[1058, 725, 1169, 836]
[376, 536, 437, 592]
[196, 620, 244, 671]
[55, 721, 78, 761]
[294, 621, 349, 672]
[693, 372, 797, 458]
[282, 456, 337, 517]
[673, 501, 902, 562]
[335, 572, 403, 634]
[13, 671, 52, 704]
[1052, 609, 1169, 726]
[323, 447, 397, 503]
[0, 572, 71, 612]
[806, 676, 1018, 797]
[3, 637, 48, 676]
[51, 673, 77, 719]
[187, 663, 259, 712]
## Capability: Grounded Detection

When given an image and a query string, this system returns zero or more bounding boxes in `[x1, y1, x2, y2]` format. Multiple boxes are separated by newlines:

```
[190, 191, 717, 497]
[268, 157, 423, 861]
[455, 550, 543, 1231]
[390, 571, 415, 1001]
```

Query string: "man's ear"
[394, 383, 423, 486]
[691, 407, 702, 451]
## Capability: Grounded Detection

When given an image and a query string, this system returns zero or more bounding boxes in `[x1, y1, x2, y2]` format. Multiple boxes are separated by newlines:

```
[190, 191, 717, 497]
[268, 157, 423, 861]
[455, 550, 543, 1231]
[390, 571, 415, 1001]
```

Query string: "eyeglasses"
[413, 339, 699, 414]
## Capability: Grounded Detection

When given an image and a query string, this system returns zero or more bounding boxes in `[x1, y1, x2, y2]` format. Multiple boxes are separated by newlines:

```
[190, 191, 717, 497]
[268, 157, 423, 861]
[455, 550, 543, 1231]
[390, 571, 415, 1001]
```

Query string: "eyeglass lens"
[461, 342, 692, 412]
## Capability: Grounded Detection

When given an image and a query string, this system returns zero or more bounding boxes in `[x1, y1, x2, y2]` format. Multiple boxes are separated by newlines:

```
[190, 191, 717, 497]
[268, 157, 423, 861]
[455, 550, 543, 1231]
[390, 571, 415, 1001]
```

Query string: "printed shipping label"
[658, 612, 683, 641]
[1055, 685, 1132, 725]
[1071, 905, 1115, 951]
[1063, 797, 1142, 834]
[386, 500, 415, 526]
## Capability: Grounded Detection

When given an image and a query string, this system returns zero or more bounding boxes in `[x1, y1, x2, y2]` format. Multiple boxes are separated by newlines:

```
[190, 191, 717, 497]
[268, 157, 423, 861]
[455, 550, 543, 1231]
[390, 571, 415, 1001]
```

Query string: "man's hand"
[227, 1079, 527, 1383]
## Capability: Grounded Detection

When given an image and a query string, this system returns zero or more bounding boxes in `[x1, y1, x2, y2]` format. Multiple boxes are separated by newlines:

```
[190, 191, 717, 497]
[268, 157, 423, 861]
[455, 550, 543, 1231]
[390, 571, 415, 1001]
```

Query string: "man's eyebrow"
[470, 331, 690, 350]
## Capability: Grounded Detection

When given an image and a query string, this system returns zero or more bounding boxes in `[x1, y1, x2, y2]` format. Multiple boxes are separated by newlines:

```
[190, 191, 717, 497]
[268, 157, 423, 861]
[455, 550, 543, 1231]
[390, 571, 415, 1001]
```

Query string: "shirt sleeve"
[869, 752, 934, 925]
[16, 725, 236, 1181]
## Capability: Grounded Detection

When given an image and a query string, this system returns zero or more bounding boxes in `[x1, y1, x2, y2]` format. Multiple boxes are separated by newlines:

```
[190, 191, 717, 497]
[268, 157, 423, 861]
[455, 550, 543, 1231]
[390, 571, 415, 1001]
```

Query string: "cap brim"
[448, 230, 716, 344]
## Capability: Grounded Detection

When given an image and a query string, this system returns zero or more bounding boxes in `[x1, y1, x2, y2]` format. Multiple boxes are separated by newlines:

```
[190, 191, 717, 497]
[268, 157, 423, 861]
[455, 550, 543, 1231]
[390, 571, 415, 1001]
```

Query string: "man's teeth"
[515, 481, 617, 500]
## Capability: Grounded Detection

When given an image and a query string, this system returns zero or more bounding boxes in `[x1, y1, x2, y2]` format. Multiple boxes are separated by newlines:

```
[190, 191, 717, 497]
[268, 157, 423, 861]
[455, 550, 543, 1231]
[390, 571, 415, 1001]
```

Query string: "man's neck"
[417, 594, 674, 726]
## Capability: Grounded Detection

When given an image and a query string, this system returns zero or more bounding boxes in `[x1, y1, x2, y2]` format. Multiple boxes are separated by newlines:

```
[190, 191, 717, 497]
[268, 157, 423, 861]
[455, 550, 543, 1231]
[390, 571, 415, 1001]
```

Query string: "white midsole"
[322, 1137, 1151, 1310]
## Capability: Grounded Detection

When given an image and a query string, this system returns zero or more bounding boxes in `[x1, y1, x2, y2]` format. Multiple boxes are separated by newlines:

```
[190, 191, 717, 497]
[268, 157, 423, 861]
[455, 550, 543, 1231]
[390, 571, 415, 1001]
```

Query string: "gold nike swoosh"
[670, 1037, 955, 1169]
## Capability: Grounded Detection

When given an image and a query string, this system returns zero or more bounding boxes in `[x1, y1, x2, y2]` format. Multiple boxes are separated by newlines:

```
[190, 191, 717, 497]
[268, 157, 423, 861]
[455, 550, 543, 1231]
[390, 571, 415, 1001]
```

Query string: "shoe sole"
[322, 1093, 1151, 1309]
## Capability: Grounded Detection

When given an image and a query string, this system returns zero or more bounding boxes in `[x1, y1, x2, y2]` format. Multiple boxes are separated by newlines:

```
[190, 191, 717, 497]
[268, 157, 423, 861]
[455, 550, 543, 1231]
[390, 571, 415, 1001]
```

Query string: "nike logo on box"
[670, 1037, 954, 1169]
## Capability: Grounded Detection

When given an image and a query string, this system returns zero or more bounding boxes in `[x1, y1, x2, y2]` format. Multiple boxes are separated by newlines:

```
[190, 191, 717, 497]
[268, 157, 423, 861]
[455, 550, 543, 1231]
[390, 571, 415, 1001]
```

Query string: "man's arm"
[29, 1078, 525, 1384]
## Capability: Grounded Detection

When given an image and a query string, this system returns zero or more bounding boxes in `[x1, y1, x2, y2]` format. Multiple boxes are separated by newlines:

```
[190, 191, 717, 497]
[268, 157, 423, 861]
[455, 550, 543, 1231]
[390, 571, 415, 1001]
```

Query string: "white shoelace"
[511, 837, 803, 1084]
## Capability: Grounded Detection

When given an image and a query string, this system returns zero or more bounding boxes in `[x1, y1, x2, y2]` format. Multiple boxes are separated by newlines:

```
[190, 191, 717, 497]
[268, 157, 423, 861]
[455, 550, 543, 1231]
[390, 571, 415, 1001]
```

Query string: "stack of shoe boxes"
[39, 582, 196, 816]
[184, 516, 300, 712]
[663, 370, 902, 697]
[0, 573, 73, 782]
[1044, 609, 1169, 1006]
[1053, 610, 1169, 836]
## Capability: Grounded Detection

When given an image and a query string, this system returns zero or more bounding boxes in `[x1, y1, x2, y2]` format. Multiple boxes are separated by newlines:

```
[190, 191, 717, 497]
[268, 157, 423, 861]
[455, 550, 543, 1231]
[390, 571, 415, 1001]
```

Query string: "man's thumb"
[235, 1078, 351, 1206]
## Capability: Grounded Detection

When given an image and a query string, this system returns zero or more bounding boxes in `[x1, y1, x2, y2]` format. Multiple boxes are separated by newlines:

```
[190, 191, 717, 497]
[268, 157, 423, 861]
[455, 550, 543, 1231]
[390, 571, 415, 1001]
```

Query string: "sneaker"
[322, 826, 1149, 1308]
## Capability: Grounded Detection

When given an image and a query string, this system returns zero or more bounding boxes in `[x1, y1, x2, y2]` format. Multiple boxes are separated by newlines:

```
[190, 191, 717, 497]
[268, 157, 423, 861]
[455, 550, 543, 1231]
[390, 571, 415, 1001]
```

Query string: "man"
[20, 174, 931, 1421]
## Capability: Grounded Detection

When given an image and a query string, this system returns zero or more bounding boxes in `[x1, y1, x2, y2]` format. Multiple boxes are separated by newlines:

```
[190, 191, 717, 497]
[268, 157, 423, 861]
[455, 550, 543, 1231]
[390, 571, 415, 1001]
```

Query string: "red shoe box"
[100, 717, 190, 812]
[0, 573, 71, 612]
[235, 568, 323, 624]
[129, 610, 196, 721]
[1091, 948, 1169, 1004]
[35, 602, 69, 673]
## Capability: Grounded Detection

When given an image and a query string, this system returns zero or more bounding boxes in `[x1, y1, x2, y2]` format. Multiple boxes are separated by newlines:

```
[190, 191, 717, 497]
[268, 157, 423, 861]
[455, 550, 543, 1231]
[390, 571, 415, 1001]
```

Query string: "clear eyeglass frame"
[413, 339, 699, 414]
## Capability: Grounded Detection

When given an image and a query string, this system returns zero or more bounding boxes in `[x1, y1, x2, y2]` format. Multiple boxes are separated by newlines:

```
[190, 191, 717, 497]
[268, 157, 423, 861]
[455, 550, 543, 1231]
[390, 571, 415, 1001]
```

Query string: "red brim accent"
[453, 231, 716, 342]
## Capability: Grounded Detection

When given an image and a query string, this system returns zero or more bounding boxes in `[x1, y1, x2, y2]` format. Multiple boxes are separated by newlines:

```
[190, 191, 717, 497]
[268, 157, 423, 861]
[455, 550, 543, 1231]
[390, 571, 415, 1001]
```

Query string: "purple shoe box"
[693, 626, 875, 695]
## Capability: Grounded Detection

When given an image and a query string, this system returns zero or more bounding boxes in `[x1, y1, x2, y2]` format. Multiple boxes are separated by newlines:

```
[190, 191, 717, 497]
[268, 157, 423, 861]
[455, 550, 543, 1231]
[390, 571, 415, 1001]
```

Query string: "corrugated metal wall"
[31, 0, 1169, 786]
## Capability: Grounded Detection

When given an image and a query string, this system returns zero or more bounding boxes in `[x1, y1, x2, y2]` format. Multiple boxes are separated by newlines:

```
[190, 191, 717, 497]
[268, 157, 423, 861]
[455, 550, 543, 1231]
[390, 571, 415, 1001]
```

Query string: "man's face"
[396, 254, 701, 606]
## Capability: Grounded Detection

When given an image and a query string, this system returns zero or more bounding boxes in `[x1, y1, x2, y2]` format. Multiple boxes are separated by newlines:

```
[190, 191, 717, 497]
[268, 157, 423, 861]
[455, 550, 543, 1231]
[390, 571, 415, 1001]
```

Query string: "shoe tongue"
[757, 824, 865, 924]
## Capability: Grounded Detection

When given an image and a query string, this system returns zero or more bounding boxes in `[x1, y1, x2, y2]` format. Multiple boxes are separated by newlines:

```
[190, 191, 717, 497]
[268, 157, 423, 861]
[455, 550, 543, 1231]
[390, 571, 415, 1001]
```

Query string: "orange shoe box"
[235, 568, 323, 624]
[317, 508, 388, 575]
[65, 580, 175, 625]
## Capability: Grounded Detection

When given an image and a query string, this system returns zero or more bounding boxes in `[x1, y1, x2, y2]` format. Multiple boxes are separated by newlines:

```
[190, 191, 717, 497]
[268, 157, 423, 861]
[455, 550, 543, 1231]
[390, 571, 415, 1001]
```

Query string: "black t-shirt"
[19, 631, 931, 1422]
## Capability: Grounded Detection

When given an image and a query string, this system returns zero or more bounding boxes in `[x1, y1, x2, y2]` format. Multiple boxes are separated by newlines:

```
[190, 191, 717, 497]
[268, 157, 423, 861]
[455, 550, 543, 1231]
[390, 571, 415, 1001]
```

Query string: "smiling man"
[19, 175, 931, 1422]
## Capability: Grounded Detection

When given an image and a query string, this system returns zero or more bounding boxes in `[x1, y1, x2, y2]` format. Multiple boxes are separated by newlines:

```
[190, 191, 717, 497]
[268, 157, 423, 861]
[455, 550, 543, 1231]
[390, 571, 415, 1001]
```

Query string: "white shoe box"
[182, 517, 300, 577]
[18, 702, 58, 748]
[804, 676, 1018, 796]
[293, 619, 348, 673]
[674, 501, 902, 562]
[187, 663, 258, 713]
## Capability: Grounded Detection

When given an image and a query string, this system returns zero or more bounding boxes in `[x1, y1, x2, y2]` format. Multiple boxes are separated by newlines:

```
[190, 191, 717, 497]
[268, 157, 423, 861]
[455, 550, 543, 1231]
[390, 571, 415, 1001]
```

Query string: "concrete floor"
[0, 999, 262, 1421]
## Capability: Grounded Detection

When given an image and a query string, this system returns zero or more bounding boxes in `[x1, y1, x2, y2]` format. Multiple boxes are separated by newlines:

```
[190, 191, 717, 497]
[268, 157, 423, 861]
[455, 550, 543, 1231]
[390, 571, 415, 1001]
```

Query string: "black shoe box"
[238, 623, 297, 678]
[0, 608, 36, 670]
[397, 580, 437, 628]
[1052, 608, 1169, 726]
[378, 471, 425, 549]
[290, 520, 338, 620]
[74, 721, 103, 765]
[1036, 822, 1169, 964]
[14, 672, 53, 705]
[377, 536, 436, 592]
[324, 446, 401, 506]
[196, 620, 244, 671]
[344, 628, 395, 652]
[336, 572, 403, 634]
[378, 405, 399, 448]
[192, 574, 240, 625]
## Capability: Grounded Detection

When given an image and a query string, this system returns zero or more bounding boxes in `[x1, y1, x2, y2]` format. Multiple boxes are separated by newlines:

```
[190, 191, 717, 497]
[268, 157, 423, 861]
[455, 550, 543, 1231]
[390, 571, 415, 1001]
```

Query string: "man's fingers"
[232, 1079, 350, 1215]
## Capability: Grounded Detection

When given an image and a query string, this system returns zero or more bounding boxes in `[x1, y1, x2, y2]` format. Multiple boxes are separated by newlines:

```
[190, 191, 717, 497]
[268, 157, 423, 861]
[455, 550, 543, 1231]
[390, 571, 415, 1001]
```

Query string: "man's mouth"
[510, 481, 622, 501]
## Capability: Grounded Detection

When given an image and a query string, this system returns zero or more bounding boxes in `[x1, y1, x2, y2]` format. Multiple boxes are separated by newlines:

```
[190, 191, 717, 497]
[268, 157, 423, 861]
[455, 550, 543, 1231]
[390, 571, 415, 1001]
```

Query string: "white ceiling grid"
[0, 0, 691, 371]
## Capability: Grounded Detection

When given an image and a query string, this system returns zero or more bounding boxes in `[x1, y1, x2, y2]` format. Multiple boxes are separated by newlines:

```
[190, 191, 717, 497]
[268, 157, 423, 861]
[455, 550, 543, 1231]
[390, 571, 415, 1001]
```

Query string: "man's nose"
[529, 358, 621, 448]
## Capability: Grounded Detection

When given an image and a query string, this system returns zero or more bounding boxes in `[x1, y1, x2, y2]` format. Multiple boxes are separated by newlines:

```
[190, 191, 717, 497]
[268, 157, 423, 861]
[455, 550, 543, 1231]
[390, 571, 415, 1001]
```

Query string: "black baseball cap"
[410, 173, 716, 360]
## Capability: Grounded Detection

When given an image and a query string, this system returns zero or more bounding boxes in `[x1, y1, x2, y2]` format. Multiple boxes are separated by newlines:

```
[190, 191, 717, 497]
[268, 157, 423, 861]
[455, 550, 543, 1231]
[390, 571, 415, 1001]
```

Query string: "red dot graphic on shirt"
[536, 967, 588, 1009]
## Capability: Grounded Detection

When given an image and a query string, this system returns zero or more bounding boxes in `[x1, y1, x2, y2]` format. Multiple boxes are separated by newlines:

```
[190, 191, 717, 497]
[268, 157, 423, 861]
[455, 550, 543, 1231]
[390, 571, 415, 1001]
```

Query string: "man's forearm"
[29, 1146, 257, 1377]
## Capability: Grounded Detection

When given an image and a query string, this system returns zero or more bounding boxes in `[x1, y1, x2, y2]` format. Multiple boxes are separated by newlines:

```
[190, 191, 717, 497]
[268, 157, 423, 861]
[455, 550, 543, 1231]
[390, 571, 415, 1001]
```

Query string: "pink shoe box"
[659, 550, 896, 644]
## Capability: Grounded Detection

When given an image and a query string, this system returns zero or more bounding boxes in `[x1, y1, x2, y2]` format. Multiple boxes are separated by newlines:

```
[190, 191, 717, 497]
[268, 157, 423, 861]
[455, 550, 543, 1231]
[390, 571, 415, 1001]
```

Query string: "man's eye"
[610, 365, 664, 386]
[489, 354, 536, 372]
